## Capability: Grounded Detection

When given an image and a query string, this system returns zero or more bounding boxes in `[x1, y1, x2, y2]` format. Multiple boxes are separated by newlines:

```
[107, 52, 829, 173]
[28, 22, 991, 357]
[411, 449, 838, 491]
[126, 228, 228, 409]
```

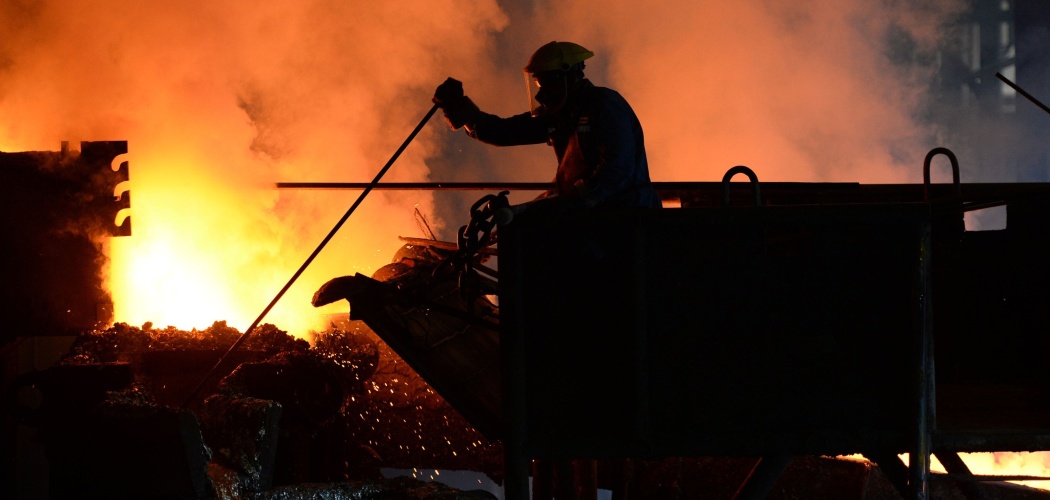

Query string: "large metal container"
[498, 203, 934, 497]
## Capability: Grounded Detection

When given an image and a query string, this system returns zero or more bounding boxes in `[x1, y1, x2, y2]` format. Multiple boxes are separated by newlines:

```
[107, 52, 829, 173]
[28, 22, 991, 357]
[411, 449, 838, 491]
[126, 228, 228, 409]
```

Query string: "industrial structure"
[2, 1, 1049, 498]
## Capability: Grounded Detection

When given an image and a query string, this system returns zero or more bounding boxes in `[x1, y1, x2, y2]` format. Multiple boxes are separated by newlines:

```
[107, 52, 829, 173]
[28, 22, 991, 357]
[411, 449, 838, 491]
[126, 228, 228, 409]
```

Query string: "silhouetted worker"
[432, 41, 660, 213]
[433, 40, 660, 500]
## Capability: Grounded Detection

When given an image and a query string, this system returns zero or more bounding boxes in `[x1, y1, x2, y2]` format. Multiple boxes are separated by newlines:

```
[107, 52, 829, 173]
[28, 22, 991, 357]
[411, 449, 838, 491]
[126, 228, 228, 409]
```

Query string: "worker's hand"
[432, 77, 464, 108]
[432, 77, 478, 130]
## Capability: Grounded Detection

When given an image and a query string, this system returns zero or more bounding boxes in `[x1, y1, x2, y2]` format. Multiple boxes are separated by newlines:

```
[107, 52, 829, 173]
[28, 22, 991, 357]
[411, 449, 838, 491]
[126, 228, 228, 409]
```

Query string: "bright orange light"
[109, 232, 240, 331]
[959, 452, 1050, 490]
[100, 145, 414, 338]
[886, 452, 1050, 491]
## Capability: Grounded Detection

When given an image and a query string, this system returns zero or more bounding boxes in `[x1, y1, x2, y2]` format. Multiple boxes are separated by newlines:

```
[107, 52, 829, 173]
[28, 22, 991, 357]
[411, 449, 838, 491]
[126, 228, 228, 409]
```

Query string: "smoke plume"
[495, 0, 968, 183]
[0, 0, 976, 335]
[0, 0, 508, 333]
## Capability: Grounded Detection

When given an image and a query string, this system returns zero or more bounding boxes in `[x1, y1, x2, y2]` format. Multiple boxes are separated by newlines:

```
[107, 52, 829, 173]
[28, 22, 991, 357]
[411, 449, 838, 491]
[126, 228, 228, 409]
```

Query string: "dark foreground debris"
[252, 475, 497, 499]
[20, 321, 500, 498]
[46, 384, 214, 499]
[25, 322, 1050, 499]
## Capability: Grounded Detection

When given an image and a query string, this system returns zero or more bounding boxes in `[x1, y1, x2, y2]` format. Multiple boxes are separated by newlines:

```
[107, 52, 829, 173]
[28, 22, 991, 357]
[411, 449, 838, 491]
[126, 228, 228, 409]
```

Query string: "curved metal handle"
[923, 147, 961, 201]
[722, 166, 762, 207]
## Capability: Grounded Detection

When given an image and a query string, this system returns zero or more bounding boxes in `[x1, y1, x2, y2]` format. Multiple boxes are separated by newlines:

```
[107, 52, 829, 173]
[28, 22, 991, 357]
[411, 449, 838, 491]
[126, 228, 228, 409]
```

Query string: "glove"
[433, 77, 464, 107]
[433, 77, 479, 130]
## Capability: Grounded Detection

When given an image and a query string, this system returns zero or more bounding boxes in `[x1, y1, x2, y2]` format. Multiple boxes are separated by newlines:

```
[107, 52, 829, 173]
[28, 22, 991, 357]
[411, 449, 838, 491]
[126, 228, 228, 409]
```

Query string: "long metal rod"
[997, 72, 1050, 116]
[273, 181, 853, 191]
[276, 181, 554, 190]
[180, 104, 440, 409]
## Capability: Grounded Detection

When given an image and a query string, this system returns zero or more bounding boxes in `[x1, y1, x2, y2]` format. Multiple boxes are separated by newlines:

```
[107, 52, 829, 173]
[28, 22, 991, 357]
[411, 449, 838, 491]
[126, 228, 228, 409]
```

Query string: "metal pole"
[996, 72, 1050, 116]
[910, 220, 933, 499]
[180, 103, 440, 409]
[275, 181, 554, 191]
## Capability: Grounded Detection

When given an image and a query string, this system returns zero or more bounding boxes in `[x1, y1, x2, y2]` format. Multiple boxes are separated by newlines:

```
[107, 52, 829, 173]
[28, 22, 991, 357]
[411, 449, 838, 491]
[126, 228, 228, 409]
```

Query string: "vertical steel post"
[909, 217, 933, 499]
[498, 220, 530, 500]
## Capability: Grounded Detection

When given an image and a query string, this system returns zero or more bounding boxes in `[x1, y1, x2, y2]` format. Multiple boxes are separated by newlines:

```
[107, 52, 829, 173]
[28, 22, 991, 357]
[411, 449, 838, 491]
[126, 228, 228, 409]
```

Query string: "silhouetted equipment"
[0, 141, 130, 345]
[327, 148, 1050, 499]
[9, 137, 1050, 498]
[499, 199, 934, 499]
[8, 363, 213, 498]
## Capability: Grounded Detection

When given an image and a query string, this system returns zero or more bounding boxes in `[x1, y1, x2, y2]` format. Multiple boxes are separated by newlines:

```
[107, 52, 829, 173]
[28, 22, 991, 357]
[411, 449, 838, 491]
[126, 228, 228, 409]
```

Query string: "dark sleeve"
[465, 110, 550, 146]
[581, 91, 644, 204]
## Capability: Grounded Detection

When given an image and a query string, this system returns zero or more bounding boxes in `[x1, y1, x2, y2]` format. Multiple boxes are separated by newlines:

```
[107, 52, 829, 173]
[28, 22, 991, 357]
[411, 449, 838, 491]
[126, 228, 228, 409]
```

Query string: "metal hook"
[722, 166, 762, 207]
[923, 147, 961, 201]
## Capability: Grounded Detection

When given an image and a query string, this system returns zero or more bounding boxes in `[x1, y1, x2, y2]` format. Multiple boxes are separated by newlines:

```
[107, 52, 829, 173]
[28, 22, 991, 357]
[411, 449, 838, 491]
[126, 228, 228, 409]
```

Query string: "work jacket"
[464, 80, 660, 209]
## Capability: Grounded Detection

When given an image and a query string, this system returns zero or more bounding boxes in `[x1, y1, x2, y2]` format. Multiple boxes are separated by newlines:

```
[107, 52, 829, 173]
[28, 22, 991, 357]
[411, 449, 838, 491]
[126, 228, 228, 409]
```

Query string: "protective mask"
[525, 71, 568, 116]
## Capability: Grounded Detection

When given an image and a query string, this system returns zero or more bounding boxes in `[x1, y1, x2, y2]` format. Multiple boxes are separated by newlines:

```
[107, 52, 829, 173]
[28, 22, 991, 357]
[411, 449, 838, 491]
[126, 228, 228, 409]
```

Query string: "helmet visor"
[524, 70, 568, 117]
[524, 71, 542, 116]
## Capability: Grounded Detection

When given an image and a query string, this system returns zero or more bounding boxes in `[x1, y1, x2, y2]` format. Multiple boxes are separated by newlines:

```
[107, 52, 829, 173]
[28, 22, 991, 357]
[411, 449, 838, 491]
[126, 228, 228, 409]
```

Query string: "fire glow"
[0, 0, 955, 333]
[2, 0, 1049, 491]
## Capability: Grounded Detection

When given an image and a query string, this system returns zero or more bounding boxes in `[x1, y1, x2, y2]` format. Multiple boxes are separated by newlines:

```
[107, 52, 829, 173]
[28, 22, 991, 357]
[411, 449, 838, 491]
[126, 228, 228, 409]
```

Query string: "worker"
[432, 41, 660, 213]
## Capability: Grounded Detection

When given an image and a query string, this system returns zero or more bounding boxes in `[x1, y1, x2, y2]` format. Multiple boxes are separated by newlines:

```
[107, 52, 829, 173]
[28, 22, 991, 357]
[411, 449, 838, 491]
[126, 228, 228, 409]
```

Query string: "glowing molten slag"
[109, 235, 244, 331]
[101, 148, 394, 338]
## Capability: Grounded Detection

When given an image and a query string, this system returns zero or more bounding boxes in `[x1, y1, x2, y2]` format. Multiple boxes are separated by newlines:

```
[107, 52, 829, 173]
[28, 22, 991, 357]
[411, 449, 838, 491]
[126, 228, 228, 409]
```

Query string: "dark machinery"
[0, 141, 130, 346]
[8, 136, 1050, 498]
[1, 141, 132, 498]
[327, 148, 1050, 499]
[499, 185, 933, 498]
[499, 154, 1050, 499]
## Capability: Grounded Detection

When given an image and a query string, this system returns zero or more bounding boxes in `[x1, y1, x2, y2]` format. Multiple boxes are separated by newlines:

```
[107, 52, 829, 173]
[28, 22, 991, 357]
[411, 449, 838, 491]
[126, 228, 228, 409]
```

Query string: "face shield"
[524, 70, 569, 117]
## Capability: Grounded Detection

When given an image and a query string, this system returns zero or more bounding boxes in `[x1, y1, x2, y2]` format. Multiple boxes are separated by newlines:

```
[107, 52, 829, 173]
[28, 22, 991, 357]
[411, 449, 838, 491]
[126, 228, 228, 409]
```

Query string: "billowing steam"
[450, 0, 968, 184]
[0, 0, 508, 333]
[0, 0, 1003, 335]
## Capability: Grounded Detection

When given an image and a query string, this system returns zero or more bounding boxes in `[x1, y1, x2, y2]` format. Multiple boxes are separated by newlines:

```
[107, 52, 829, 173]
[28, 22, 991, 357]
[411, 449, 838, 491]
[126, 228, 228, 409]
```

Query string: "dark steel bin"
[498, 203, 933, 498]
